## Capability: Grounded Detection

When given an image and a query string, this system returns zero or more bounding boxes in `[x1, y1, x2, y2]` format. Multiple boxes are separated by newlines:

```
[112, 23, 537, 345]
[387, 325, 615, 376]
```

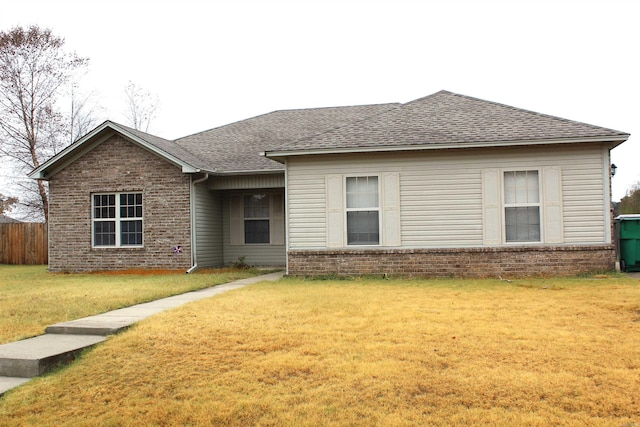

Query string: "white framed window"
[92, 193, 143, 247]
[345, 176, 380, 245]
[503, 170, 541, 242]
[243, 193, 270, 244]
[483, 167, 563, 246]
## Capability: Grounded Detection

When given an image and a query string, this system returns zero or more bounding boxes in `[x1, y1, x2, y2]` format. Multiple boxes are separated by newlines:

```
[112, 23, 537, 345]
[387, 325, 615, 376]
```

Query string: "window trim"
[243, 193, 271, 245]
[91, 192, 144, 248]
[344, 175, 381, 246]
[502, 169, 542, 244]
[229, 191, 285, 247]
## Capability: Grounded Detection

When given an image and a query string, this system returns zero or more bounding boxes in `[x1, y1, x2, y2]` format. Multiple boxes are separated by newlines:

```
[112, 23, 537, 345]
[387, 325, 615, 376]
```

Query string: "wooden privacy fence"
[0, 223, 48, 265]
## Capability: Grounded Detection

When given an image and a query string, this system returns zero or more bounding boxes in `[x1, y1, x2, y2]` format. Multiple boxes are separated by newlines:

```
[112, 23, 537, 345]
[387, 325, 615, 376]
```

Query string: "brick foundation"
[287, 245, 615, 278]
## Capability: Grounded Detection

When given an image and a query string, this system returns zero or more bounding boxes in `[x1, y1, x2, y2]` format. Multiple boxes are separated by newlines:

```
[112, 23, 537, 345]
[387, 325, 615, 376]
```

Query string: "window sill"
[503, 241, 543, 246]
[91, 246, 145, 250]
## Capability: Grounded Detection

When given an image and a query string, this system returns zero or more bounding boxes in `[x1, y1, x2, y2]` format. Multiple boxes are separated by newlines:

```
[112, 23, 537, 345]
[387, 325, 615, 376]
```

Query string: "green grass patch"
[1, 274, 639, 425]
[0, 265, 270, 344]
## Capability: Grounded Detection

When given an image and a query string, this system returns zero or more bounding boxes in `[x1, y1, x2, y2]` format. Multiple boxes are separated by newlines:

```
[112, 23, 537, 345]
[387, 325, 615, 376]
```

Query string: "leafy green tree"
[619, 182, 640, 214]
[0, 25, 88, 221]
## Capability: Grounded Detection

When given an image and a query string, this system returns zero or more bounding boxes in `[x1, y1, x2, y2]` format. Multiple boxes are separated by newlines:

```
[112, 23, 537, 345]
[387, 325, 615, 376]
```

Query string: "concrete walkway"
[0, 271, 284, 397]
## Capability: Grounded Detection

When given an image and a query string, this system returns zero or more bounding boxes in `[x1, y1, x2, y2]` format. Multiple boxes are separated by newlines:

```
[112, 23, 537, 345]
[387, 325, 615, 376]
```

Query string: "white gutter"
[211, 168, 284, 175]
[186, 172, 209, 274]
[602, 145, 613, 245]
[283, 158, 289, 276]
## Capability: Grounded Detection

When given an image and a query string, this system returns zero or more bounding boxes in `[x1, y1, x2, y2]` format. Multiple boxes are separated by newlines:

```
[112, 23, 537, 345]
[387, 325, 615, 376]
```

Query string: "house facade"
[275, 145, 615, 277]
[30, 91, 630, 277]
[46, 133, 193, 271]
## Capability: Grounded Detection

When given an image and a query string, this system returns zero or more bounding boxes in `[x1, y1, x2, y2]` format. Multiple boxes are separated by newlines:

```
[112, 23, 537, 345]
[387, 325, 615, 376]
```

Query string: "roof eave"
[29, 121, 112, 179]
[212, 168, 285, 176]
[264, 135, 631, 159]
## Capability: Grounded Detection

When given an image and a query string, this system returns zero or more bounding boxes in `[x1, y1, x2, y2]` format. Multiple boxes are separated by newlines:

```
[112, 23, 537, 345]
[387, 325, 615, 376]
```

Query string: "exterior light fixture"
[611, 163, 617, 177]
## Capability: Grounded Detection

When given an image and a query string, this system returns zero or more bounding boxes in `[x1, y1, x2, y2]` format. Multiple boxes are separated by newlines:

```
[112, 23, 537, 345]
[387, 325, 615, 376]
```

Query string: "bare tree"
[69, 84, 101, 143]
[123, 81, 159, 132]
[0, 192, 18, 215]
[0, 25, 88, 222]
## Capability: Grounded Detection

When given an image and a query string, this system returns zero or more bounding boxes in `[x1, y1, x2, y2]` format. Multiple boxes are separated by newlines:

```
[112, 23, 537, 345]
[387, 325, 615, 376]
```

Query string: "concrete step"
[45, 273, 284, 336]
[46, 312, 152, 336]
[0, 271, 285, 396]
[0, 377, 30, 397]
[0, 334, 106, 378]
[45, 293, 232, 336]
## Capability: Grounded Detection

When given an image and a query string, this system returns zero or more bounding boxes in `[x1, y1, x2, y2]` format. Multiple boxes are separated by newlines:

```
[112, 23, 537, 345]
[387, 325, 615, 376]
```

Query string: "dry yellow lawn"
[0, 265, 266, 344]
[1, 275, 639, 426]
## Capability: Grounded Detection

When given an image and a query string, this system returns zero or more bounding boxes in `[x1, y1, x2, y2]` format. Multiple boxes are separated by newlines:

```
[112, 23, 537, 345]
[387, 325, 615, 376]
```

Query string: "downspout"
[602, 144, 613, 245]
[284, 158, 290, 275]
[186, 172, 209, 274]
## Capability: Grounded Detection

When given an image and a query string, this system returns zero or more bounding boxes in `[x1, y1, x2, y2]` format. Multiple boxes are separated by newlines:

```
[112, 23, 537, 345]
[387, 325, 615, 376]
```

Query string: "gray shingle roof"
[270, 90, 629, 153]
[111, 122, 211, 171]
[174, 104, 399, 172]
[38, 90, 626, 179]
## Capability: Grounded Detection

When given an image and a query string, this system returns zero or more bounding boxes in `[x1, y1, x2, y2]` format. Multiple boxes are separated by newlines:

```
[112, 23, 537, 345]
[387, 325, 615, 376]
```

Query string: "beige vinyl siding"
[482, 169, 502, 245]
[381, 172, 401, 246]
[193, 185, 223, 267]
[286, 144, 609, 249]
[562, 165, 606, 242]
[288, 176, 328, 248]
[208, 174, 284, 190]
[222, 191, 286, 266]
[401, 168, 483, 247]
[542, 166, 564, 243]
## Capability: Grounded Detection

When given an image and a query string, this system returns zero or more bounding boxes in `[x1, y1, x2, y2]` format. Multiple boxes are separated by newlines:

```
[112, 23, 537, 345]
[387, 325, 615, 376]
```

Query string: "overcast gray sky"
[2, 0, 638, 201]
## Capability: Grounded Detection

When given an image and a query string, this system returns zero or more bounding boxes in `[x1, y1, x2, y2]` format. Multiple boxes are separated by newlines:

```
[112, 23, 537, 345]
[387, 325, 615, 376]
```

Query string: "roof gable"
[29, 121, 207, 179]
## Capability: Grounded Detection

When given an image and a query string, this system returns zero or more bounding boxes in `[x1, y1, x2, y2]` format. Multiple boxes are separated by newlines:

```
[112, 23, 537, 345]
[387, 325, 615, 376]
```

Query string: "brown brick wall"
[48, 135, 192, 272]
[288, 245, 616, 278]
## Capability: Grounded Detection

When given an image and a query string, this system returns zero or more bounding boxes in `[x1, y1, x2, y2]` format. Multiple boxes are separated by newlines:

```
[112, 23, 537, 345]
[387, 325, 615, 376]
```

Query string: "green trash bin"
[616, 215, 640, 272]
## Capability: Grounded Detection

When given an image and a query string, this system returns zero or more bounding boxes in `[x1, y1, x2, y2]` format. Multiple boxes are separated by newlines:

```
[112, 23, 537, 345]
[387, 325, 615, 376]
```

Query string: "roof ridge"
[266, 90, 629, 154]
[280, 92, 456, 148]
[173, 111, 280, 142]
[441, 91, 628, 136]
[107, 121, 209, 170]
[283, 92, 460, 146]
[271, 102, 400, 114]
[291, 103, 403, 146]
[173, 102, 401, 142]
[108, 121, 172, 143]
[396, 89, 452, 107]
